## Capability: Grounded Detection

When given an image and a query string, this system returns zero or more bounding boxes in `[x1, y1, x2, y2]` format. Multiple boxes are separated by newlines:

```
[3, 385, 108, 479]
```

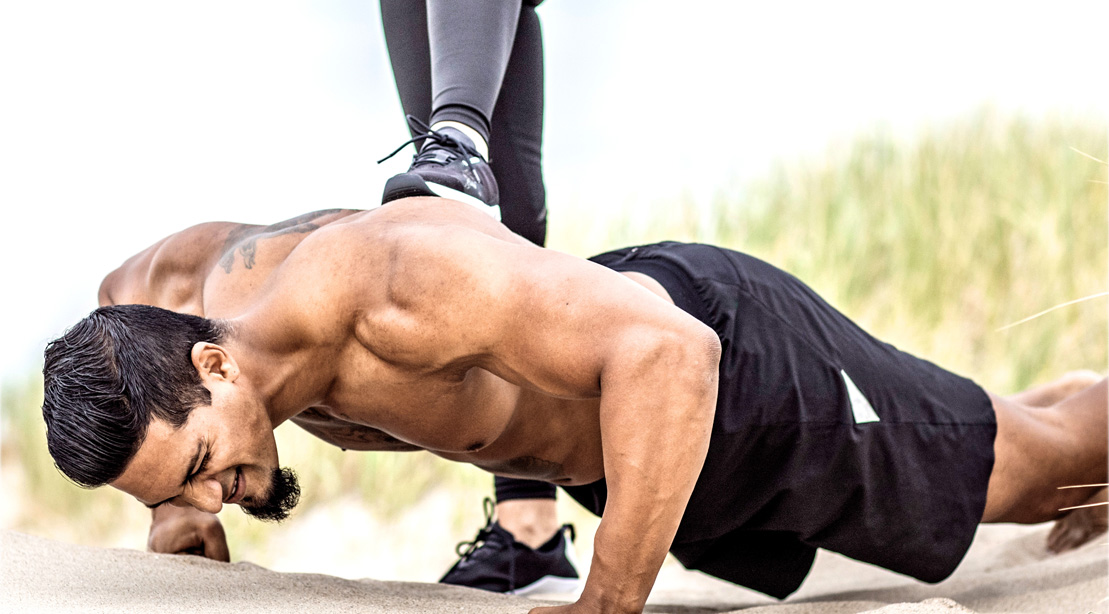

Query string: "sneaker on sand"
[378, 115, 501, 220]
[440, 499, 580, 595]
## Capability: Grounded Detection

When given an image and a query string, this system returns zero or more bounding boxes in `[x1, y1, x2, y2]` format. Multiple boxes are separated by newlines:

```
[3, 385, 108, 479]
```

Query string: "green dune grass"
[3, 108, 1105, 565]
[550, 109, 1107, 393]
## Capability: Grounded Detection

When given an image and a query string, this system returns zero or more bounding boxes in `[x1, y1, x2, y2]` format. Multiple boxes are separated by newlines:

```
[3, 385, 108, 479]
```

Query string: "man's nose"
[181, 477, 224, 514]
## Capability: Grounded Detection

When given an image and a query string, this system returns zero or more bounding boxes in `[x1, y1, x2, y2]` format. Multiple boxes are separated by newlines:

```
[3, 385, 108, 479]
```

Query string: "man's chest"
[289, 407, 421, 451]
[312, 358, 519, 454]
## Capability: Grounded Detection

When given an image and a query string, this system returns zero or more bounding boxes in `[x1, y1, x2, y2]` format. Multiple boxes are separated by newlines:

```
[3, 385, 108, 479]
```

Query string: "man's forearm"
[580, 326, 720, 613]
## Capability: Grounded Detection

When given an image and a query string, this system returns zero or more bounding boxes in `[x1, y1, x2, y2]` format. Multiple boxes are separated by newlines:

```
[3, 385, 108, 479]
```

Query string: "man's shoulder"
[281, 202, 514, 275]
[100, 209, 361, 310]
[99, 221, 250, 310]
[268, 200, 545, 323]
[265, 203, 518, 337]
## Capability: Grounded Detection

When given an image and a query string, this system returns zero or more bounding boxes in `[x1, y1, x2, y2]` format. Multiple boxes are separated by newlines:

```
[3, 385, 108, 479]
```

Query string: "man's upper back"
[98, 209, 361, 315]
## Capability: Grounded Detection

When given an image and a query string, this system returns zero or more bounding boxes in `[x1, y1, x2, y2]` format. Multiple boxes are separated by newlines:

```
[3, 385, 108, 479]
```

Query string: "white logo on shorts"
[841, 369, 880, 423]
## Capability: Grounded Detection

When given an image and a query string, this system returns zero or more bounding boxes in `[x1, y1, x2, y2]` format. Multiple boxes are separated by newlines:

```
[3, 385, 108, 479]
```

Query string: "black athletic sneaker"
[439, 499, 580, 595]
[378, 115, 501, 220]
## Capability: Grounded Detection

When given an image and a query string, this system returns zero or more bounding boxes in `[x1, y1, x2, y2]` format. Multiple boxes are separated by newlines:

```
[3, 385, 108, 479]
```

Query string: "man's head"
[42, 305, 299, 521]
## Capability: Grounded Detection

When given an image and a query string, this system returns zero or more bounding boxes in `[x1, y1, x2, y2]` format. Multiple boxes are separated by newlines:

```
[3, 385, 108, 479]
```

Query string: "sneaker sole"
[506, 575, 582, 596]
[382, 174, 502, 222]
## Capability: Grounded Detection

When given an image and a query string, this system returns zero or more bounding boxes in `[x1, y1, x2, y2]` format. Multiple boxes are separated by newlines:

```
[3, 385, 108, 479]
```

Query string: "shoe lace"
[453, 497, 498, 560]
[450, 497, 525, 592]
[563, 523, 576, 544]
[376, 114, 481, 166]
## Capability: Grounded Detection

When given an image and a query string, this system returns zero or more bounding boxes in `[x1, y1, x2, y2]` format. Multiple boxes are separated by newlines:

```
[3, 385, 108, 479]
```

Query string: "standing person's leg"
[380, 0, 571, 594]
[380, 0, 521, 151]
[425, 0, 521, 154]
[493, 477, 558, 547]
[378, 0, 522, 214]
[483, 0, 558, 547]
[379, 0, 432, 134]
[487, 0, 546, 246]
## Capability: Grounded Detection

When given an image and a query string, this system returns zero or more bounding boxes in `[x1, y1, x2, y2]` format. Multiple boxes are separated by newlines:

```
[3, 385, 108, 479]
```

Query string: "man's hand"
[530, 598, 620, 614]
[529, 604, 593, 614]
[148, 504, 230, 562]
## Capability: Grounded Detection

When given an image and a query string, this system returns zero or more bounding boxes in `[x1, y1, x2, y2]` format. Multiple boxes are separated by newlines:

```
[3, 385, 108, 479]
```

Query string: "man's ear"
[191, 342, 240, 383]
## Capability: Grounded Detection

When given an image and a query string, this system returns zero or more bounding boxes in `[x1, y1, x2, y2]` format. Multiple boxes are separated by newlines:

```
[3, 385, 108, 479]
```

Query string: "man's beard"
[242, 467, 300, 522]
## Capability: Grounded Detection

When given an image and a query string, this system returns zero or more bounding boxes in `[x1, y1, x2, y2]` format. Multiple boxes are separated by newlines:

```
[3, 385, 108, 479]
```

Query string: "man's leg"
[982, 378, 1107, 550]
[1004, 370, 1103, 407]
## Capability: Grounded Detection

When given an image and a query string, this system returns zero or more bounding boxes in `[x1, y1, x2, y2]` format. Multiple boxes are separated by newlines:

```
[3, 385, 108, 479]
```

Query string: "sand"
[2, 523, 1105, 613]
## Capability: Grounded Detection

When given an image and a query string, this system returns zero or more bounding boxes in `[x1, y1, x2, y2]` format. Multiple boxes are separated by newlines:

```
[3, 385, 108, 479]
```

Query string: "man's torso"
[101, 202, 674, 486]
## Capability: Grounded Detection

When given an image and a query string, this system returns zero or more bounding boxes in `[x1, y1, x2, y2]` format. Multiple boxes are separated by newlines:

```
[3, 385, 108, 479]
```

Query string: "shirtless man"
[44, 200, 1107, 613]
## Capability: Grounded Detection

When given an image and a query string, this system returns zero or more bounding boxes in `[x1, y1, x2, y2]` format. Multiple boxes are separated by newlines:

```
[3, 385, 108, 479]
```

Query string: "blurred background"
[1, 0, 1105, 585]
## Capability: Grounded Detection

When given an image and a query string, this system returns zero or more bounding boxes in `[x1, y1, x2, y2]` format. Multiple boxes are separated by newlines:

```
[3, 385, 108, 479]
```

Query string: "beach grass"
[2, 108, 1105, 568]
[550, 108, 1108, 395]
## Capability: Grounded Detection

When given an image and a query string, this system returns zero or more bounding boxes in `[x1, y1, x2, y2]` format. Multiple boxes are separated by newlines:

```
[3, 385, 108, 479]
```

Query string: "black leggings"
[380, 0, 554, 503]
[379, 0, 548, 246]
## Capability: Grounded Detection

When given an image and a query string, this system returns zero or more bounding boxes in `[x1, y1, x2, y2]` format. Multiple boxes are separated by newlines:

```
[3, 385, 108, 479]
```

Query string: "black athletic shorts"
[561, 242, 997, 599]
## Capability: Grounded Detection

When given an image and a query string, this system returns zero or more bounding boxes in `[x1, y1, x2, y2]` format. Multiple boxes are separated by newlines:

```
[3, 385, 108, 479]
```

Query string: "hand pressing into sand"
[529, 602, 600, 614]
[148, 504, 230, 562]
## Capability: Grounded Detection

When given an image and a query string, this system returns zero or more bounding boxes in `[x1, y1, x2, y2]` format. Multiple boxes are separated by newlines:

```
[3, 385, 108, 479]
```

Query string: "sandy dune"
[3, 523, 1105, 613]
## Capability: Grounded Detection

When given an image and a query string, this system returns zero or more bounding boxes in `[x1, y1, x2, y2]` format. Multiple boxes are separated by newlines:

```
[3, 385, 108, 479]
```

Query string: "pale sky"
[1, 0, 1106, 380]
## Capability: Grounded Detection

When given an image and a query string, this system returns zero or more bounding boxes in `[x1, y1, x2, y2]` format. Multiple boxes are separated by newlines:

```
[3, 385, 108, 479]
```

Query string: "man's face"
[110, 379, 299, 522]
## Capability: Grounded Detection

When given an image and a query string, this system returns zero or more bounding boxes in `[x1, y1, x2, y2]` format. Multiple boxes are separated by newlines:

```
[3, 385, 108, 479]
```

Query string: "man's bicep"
[427, 237, 684, 397]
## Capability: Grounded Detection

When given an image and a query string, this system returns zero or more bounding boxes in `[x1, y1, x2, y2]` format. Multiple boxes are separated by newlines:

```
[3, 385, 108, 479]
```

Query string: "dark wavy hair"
[42, 305, 228, 488]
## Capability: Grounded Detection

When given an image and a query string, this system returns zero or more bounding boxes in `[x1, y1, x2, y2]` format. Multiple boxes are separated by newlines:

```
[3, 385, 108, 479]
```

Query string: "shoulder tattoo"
[218, 209, 345, 273]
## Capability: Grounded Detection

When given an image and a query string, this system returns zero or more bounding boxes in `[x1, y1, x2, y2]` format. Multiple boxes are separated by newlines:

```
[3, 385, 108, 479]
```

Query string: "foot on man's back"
[379, 115, 501, 220]
[440, 500, 580, 595]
